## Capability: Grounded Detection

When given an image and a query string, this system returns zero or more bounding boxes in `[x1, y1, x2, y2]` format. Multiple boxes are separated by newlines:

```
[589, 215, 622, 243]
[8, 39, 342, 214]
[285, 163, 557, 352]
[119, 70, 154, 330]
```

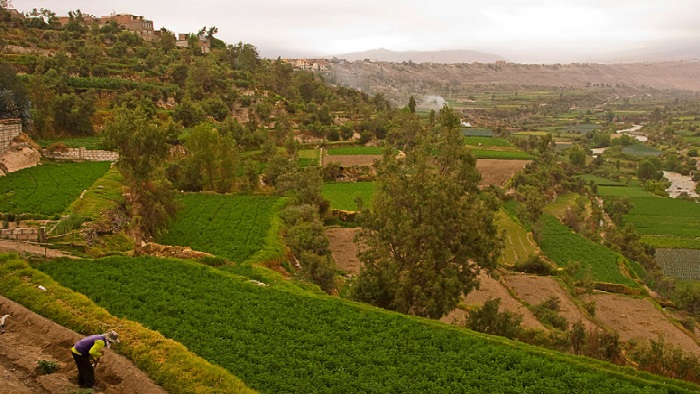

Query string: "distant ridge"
[330, 48, 507, 64]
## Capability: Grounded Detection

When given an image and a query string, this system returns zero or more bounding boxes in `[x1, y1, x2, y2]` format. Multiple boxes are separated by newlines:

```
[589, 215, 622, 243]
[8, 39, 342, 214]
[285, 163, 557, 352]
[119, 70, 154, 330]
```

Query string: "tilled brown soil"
[505, 273, 598, 330]
[592, 293, 700, 355]
[0, 296, 166, 394]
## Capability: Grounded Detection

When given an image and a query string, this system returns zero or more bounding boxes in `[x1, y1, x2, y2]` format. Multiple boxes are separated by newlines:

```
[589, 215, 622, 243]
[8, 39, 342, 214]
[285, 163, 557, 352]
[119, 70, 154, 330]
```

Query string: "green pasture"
[37, 256, 697, 394]
[543, 193, 579, 218]
[298, 149, 320, 167]
[322, 182, 375, 211]
[159, 194, 284, 262]
[0, 161, 111, 216]
[537, 215, 639, 288]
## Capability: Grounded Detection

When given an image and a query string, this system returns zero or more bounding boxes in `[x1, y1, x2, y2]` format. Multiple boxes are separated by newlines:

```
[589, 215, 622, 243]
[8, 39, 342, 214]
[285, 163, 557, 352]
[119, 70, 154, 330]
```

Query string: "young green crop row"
[158, 194, 283, 262]
[538, 215, 640, 288]
[656, 248, 700, 280]
[38, 256, 696, 394]
[0, 161, 111, 216]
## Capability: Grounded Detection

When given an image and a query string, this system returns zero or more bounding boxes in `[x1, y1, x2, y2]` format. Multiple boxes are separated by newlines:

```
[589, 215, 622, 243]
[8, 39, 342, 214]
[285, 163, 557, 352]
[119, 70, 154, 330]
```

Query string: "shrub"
[515, 254, 555, 276]
[465, 298, 523, 339]
[532, 296, 568, 330]
[36, 359, 59, 374]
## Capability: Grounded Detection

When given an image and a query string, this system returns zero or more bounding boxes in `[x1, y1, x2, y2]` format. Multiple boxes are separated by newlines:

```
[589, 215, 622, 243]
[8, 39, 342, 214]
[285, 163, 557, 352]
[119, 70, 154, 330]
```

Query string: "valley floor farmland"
[37, 256, 698, 393]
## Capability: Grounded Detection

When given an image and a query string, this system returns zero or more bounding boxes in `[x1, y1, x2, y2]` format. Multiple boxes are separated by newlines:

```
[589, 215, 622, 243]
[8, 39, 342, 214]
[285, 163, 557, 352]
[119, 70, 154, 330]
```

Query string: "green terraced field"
[159, 194, 284, 262]
[0, 161, 111, 216]
[37, 256, 696, 394]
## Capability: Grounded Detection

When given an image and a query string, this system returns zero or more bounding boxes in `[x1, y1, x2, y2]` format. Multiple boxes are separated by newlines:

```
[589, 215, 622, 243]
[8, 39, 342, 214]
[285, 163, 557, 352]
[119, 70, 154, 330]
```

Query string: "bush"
[515, 254, 555, 276]
[36, 359, 59, 374]
[465, 298, 523, 339]
[532, 296, 568, 330]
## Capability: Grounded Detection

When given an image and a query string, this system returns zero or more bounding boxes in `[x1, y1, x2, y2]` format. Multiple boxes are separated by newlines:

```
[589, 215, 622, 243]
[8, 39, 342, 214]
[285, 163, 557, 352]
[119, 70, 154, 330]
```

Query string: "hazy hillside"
[330, 60, 700, 104]
[331, 48, 506, 63]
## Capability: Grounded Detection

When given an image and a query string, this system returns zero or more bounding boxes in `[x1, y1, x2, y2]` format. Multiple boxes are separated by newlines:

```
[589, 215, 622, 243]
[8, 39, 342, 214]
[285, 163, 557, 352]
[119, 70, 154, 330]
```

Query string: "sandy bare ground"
[326, 227, 362, 275]
[441, 271, 545, 330]
[476, 159, 531, 187]
[504, 273, 597, 330]
[0, 240, 78, 259]
[592, 293, 700, 355]
[0, 296, 166, 394]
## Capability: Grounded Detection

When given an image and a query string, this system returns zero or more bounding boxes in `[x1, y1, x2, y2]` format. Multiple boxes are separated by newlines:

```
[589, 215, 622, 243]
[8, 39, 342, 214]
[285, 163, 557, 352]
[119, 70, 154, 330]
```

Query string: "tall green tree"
[351, 105, 503, 318]
[103, 106, 177, 251]
[407, 95, 416, 114]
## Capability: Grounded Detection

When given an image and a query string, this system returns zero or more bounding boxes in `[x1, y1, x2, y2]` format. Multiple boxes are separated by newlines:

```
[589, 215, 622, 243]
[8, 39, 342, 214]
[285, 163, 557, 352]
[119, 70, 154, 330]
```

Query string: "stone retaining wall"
[0, 227, 44, 242]
[0, 119, 22, 155]
[42, 147, 119, 162]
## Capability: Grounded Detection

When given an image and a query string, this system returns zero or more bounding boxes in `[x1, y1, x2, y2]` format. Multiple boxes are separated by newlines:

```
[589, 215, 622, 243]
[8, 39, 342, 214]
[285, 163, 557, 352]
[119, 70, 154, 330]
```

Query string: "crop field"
[322, 182, 375, 211]
[624, 197, 700, 239]
[463, 136, 513, 147]
[597, 185, 657, 198]
[461, 128, 493, 137]
[621, 144, 663, 157]
[37, 256, 694, 394]
[538, 215, 639, 287]
[0, 161, 111, 216]
[580, 175, 624, 186]
[326, 146, 385, 155]
[298, 149, 320, 167]
[158, 194, 283, 262]
[655, 249, 700, 280]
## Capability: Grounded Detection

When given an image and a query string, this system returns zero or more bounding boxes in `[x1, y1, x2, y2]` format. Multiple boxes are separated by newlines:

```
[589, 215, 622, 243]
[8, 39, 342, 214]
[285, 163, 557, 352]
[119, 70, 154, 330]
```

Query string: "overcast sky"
[10, 0, 700, 63]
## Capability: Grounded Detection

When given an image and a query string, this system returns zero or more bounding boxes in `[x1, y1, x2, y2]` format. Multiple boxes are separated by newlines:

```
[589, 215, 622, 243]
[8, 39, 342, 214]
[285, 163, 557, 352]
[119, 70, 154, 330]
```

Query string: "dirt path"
[504, 273, 598, 330]
[0, 296, 167, 394]
[326, 227, 362, 275]
[0, 240, 78, 259]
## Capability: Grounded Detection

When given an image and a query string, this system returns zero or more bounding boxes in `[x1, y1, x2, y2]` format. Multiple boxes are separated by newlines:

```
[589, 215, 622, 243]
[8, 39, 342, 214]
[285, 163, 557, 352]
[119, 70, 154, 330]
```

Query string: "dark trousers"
[72, 352, 95, 388]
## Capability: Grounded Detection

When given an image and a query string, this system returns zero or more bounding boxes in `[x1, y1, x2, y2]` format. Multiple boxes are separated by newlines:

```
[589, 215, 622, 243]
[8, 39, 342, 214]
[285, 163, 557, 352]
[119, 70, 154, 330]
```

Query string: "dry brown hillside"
[331, 61, 700, 103]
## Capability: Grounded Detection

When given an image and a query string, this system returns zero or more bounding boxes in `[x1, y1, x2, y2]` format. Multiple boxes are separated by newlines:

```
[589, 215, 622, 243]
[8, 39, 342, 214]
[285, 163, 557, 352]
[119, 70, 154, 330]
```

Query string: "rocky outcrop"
[0, 134, 41, 176]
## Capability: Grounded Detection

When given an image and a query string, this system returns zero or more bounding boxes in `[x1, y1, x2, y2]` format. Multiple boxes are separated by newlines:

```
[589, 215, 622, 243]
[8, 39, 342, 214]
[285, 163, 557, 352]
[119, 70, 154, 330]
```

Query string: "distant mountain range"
[329, 48, 507, 64]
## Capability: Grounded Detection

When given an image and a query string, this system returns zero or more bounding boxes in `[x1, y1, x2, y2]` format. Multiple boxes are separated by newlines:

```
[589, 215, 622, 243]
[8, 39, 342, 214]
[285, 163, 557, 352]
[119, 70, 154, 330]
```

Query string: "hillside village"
[0, 2, 700, 393]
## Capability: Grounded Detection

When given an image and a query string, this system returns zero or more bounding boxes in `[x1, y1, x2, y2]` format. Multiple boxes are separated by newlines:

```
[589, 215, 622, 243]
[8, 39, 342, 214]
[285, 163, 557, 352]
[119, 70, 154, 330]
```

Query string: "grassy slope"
[37, 256, 698, 394]
[496, 209, 537, 266]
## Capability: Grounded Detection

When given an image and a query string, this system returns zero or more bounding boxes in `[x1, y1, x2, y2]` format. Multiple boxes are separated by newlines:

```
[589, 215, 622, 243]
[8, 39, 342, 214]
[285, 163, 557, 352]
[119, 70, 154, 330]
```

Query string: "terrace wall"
[42, 148, 119, 162]
[0, 119, 22, 155]
[0, 227, 44, 242]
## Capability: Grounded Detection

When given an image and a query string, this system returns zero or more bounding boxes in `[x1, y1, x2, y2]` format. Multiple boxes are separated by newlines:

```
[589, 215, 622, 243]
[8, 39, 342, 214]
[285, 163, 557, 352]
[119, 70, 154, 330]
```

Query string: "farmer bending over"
[71, 330, 120, 388]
